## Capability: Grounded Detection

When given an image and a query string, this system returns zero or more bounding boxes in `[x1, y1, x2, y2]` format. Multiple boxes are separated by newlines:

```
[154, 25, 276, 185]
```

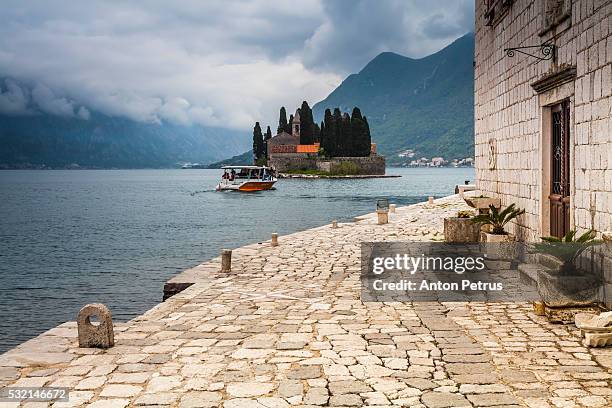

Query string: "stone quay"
[1, 194, 611, 407]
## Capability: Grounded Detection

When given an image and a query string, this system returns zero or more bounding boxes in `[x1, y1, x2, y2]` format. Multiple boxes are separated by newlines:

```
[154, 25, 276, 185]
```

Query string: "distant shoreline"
[279, 173, 401, 179]
[0, 166, 473, 171]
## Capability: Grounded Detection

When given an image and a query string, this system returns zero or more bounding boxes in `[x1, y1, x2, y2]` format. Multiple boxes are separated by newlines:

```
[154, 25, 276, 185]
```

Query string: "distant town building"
[431, 157, 446, 167]
[397, 149, 415, 158]
[474, 0, 611, 240]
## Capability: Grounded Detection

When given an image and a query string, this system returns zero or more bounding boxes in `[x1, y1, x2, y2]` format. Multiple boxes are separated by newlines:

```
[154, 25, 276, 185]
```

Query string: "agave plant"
[534, 230, 602, 264]
[470, 203, 525, 235]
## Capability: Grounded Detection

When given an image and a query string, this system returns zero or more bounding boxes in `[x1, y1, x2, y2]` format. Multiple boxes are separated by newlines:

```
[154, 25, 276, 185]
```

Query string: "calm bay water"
[0, 167, 473, 352]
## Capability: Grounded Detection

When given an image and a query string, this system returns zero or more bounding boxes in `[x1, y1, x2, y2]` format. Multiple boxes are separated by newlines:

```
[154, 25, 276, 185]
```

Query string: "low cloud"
[0, 79, 91, 119]
[0, 0, 473, 130]
[32, 83, 81, 118]
[0, 79, 31, 115]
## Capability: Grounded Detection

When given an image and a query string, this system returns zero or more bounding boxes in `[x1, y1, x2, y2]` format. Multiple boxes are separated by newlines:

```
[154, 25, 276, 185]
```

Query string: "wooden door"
[549, 101, 570, 238]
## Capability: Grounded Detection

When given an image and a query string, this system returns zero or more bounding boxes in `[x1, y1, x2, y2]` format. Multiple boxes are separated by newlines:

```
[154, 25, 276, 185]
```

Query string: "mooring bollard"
[376, 198, 389, 225]
[221, 249, 232, 272]
[332, 220, 338, 229]
[428, 196, 434, 205]
[271, 233, 278, 247]
[377, 210, 389, 225]
[77, 303, 114, 349]
[389, 204, 396, 213]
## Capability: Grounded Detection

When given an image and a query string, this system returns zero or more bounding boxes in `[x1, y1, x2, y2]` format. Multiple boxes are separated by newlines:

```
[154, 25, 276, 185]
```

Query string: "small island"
[252, 101, 387, 177]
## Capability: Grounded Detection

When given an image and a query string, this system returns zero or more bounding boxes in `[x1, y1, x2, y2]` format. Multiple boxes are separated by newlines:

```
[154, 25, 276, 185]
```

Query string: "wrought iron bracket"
[504, 43, 555, 61]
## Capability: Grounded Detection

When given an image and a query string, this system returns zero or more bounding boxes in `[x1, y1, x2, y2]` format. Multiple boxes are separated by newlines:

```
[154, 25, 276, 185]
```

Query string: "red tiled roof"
[296, 144, 319, 153]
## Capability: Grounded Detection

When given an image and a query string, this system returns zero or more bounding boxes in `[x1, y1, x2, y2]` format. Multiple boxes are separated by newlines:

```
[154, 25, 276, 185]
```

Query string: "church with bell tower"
[291, 109, 300, 138]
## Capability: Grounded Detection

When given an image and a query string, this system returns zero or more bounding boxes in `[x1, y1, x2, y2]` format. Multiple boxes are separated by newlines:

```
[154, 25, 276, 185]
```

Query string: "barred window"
[484, 0, 514, 27]
[540, 0, 571, 35]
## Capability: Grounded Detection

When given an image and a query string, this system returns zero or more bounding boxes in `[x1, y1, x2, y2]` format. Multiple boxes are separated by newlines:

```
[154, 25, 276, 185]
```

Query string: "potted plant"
[530, 230, 605, 320]
[471, 203, 525, 243]
[463, 194, 501, 214]
[444, 210, 481, 243]
[535, 230, 602, 271]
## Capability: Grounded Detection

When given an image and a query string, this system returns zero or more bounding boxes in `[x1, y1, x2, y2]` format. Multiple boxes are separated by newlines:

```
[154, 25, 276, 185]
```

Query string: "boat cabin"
[217, 166, 277, 191]
[221, 166, 273, 181]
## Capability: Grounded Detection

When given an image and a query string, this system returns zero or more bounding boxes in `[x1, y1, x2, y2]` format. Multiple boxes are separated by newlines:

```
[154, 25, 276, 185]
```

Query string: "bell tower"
[292, 109, 301, 138]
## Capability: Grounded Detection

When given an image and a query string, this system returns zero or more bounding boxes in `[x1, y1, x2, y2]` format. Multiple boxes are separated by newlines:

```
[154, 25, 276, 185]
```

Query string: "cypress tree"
[264, 126, 272, 158]
[299, 101, 314, 144]
[313, 122, 321, 143]
[277, 107, 287, 134]
[351, 107, 367, 157]
[323, 109, 334, 157]
[265, 126, 272, 141]
[332, 108, 343, 156]
[319, 121, 325, 154]
[363, 115, 372, 156]
[341, 113, 351, 157]
[252, 122, 264, 163]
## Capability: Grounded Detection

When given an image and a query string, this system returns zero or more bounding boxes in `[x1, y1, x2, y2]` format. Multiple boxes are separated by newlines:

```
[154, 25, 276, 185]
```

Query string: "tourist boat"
[215, 166, 277, 192]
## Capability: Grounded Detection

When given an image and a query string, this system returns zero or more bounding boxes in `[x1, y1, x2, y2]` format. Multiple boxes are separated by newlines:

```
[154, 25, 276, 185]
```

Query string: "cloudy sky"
[0, 0, 474, 131]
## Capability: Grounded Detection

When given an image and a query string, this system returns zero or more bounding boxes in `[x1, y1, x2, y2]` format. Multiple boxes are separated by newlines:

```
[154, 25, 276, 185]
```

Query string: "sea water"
[0, 167, 473, 352]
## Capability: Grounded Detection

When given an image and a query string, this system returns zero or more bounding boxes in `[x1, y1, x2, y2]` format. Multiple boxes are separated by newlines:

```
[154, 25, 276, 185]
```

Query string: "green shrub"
[330, 161, 360, 176]
[534, 230, 602, 264]
[471, 203, 525, 235]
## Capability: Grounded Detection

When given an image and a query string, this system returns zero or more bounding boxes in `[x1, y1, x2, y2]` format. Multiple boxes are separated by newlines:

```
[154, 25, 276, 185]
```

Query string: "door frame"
[538, 82, 574, 238]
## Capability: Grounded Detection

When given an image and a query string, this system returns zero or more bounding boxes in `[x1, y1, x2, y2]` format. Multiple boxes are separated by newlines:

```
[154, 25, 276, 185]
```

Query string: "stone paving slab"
[1, 194, 611, 407]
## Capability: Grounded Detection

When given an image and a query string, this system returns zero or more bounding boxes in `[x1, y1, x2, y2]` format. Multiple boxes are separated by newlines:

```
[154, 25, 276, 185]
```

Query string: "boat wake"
[190, 189, 215, 196]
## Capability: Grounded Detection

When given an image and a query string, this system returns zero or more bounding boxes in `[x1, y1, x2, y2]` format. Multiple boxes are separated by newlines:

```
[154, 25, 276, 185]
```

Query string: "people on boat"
[216, 166, 277, 191]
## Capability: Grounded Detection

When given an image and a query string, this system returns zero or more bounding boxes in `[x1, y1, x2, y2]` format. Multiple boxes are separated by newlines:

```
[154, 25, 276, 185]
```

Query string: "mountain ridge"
[313, 32, 475, 163]
[0, 33, 474, 169]
[0, 107, 250, 169]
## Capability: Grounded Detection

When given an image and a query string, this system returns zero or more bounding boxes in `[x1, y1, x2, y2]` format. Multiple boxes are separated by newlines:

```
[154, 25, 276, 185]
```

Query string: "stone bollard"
[376, 198, 389, 225]
[428, 196, 434, 205]
[271, 233, 278, 247]
[221, 249, 232, 272]
[377, 210, 389, 225]
[77, 303, 114, 349]
[332, 220, 338, 229]
[389, 204, 396, 213]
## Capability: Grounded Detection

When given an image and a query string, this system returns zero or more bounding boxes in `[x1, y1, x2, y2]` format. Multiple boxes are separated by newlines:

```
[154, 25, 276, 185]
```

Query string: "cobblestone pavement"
[1, 195, 611, 407]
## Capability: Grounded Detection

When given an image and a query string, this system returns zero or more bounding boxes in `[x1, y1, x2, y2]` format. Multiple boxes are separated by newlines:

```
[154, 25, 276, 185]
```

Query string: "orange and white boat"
[216, 166, 277, 192]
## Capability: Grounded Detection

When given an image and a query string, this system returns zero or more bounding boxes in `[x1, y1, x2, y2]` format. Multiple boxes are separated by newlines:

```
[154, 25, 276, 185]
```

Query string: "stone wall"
[475, 0, 612, 241]
[268, 155, 386, 175]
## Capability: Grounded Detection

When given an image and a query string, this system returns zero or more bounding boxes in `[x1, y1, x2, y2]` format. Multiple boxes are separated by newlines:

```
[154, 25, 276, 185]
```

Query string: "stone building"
[475, 0, 611, 241]
[267, 110, 302, 158]
[266, 108, 385, 174]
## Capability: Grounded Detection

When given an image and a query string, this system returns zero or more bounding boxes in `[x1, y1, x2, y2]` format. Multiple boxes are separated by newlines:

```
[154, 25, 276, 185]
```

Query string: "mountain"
[206, 150, 253, 168]
[313, 32, 474, 162]
[0, 110, 249, 169]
